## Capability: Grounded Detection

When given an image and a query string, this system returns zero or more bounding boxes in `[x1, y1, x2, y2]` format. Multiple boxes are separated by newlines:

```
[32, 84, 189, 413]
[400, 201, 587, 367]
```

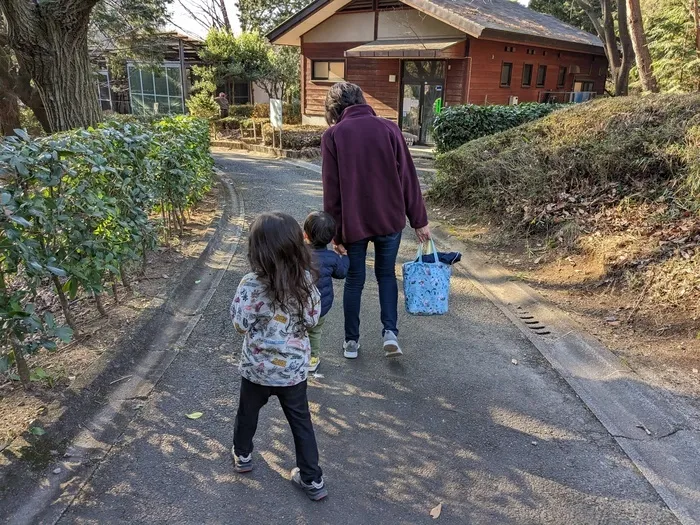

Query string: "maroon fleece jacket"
[321, 104, 428, 245]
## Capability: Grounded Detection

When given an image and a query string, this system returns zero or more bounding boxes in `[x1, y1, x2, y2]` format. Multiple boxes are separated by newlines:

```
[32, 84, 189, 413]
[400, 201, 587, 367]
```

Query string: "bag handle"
[415, 239, 438, 262]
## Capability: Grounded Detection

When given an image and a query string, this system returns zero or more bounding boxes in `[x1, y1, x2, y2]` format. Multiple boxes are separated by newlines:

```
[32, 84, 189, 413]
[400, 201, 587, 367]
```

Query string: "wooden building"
[268, 0, 607, 144]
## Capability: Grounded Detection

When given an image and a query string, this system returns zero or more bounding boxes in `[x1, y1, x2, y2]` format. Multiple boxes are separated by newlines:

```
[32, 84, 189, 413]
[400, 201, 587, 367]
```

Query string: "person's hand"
[333, 243, 347, 256]
[415, 225, 431, 243]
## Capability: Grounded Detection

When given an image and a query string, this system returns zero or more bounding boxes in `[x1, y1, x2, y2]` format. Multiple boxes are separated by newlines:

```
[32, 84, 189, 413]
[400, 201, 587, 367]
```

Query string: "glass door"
[400, 61, 445, 145]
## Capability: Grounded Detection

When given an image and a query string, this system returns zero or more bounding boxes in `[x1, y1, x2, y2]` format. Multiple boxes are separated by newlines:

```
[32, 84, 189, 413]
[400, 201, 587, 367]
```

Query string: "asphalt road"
[58, 151, 676, 524]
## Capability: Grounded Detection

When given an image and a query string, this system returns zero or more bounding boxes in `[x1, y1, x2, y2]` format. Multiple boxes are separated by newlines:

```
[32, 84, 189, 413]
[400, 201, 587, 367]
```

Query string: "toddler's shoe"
[291, 467, 328, 501]
[231, 448, 253, 473]
[308, 356, 320, 373]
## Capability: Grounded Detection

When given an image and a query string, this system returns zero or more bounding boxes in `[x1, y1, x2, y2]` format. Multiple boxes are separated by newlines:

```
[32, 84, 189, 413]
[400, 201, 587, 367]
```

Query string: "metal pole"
[179, 38, 187, 114]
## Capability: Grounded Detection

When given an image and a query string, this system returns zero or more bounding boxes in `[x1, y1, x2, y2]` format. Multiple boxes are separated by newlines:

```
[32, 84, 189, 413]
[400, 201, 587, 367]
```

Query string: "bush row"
[223, 102, 301, 124]
[261, 124, 325, 150]
[0, 116, 213, 383]
[432, 102, 567, 153]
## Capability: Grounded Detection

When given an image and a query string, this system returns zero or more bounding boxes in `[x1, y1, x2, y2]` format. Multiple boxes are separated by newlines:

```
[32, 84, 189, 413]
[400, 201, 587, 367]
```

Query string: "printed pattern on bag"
[402, 259, 452, 315]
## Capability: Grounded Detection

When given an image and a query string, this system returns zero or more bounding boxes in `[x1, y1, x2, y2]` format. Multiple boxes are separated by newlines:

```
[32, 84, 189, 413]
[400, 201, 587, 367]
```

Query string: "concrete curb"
[290, 160, 700, 525]
[4, 169, 245, 525]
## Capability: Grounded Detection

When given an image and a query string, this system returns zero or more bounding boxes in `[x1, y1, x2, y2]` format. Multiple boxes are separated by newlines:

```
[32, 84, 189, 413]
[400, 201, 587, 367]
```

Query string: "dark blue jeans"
[344, 231, 402, 342]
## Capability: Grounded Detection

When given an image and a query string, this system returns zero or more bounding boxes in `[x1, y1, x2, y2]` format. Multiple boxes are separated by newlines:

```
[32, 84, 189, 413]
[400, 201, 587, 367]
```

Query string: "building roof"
[268, 0, 604, 54]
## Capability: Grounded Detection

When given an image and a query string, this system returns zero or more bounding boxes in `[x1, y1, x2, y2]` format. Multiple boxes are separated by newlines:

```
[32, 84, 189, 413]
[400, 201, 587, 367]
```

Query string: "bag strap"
[415, 239, 438, 262]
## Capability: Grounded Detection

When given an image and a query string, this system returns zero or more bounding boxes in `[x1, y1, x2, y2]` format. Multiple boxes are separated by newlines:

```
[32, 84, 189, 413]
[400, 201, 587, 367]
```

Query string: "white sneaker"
[343, 340, 360, 359]
[383, 331, 403, 357]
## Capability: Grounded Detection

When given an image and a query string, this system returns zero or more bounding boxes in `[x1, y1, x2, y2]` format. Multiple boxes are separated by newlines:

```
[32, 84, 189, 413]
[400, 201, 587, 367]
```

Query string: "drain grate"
[515, 306, 551, 335]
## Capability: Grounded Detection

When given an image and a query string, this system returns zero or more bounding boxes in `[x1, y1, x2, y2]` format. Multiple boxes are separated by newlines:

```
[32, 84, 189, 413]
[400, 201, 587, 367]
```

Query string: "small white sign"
[270, 99, 283, 129]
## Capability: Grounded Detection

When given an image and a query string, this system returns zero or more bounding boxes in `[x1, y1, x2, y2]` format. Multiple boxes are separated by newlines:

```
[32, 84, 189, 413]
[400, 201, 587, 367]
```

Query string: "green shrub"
[261, 124, 324, 149]
[433, 102, 567, 153]
[215, 116, 242, 131]
[430, 94, 700, 231]
[0, 116, 212, 384]
[186, 92, 219, 119]
[228, 105, 255, 119]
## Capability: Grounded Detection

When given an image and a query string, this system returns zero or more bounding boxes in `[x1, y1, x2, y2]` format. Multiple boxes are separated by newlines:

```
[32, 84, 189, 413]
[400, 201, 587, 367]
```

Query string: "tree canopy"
[529, 0, 598, 34]
[235, 0, 311, 34]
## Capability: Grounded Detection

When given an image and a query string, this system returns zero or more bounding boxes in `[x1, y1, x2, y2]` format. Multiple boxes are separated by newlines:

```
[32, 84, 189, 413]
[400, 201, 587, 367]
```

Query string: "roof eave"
[399, 0, 484, 38]
[480, 28, 606, 56]
[267, 0, 333, 44]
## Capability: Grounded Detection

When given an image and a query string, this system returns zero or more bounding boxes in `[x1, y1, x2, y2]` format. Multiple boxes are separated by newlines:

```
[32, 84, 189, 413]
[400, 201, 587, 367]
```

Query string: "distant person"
[321, 82, 430, 360]
[215, 92, 229, 118]
[230, 211, 327, 501]
[303, 211, 349, 372]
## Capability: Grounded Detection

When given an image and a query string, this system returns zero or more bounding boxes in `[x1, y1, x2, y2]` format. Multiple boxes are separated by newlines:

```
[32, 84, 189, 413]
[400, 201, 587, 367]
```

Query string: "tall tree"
[529, 0, 598, 34]
[0, 0, 102, 132]
[236, 0, 310, 34]
[575, 0, 636, 95]
[626, 0, 659, 92]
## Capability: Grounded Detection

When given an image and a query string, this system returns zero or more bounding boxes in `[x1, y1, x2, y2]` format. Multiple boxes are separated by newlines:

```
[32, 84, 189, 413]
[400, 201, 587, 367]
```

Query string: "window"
[233, 81, 250, 104]
[128, 63, 184, 115]
[536, 65, 547, 87]
[522, 64, 533, 87]
[557, 66, 567, 88]
[500, 62, 513, 87]
[504, 46, 515, 52]
[311, 61, 345, 81]
[96, 70, 112, 112]
[526, 49, 536, 55]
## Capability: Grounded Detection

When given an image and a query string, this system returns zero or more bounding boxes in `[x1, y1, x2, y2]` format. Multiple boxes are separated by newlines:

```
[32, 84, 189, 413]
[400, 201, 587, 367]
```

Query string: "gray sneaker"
[291, 468, 328, 501]
[343, 340, 360, 359]
[383, 331, 403, 357]
[231, 447, 253, 473]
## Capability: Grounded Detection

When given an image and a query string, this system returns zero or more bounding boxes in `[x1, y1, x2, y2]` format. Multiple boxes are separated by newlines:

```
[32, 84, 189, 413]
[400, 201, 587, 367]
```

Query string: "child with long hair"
[230, 211, 327, 501]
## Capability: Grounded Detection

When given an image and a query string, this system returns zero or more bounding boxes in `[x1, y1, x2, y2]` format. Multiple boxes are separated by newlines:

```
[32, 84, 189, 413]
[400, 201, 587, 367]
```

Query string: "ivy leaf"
[1, 192, 11, 206]
[29, 427, 46, 436]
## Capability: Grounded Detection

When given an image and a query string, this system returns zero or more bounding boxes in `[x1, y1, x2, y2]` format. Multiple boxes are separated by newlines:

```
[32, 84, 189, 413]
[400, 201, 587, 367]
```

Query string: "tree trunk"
[626, 0, 659, 93]
[615, 0, 636, 95]
[0, 84, 20, 135]
[218, 0, 232, 31]
[0, 0, 101, 133]
[576, 0, 635, 96]
[694, 0, 700, 90]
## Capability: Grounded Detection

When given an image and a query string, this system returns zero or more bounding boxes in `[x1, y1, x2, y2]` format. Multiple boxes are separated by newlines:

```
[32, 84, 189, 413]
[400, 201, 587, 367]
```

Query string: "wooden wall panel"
[467, 39, 608, 105]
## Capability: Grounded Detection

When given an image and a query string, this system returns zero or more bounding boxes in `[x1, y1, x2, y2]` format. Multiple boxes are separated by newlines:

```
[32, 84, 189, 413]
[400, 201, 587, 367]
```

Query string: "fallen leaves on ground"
[430, 502, 442, 519]
[186, 412, 203, 420]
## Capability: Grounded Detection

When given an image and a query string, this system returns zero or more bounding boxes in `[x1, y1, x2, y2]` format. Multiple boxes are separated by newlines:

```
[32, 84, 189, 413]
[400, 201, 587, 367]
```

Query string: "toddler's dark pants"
[233, 378, 323, 484]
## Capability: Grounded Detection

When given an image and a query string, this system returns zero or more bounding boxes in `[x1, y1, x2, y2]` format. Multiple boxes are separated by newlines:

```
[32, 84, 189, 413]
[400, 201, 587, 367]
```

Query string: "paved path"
[59, 151, 676, 524]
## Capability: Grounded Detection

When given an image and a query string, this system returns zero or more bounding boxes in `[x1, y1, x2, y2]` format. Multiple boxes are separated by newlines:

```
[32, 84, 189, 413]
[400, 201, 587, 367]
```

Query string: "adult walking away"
[321, 82, 430, 360]
[215, 92, 229, 118]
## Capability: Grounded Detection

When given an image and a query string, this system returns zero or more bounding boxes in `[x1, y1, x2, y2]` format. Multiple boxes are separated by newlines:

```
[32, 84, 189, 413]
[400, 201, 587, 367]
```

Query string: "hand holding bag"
[402, 240, 453, 315]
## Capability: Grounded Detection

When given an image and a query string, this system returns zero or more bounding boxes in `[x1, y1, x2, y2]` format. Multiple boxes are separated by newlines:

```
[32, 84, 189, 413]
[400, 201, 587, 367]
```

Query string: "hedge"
[261, 124, 324, 149]
[0, 116, 212, 384]
[432, 102, 567, 153]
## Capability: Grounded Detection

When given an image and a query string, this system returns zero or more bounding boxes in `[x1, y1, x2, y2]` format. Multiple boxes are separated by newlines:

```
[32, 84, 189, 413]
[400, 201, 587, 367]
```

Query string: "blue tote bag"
[402, 240, 453, 315]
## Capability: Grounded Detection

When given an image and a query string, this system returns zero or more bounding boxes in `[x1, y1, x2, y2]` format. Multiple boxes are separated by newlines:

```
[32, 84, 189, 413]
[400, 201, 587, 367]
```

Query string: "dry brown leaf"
[430, 502, 443, 519]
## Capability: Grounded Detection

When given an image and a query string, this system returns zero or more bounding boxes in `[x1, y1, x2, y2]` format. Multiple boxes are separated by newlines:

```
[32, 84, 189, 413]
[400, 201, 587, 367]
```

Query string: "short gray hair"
[324, 82, 367, 125]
